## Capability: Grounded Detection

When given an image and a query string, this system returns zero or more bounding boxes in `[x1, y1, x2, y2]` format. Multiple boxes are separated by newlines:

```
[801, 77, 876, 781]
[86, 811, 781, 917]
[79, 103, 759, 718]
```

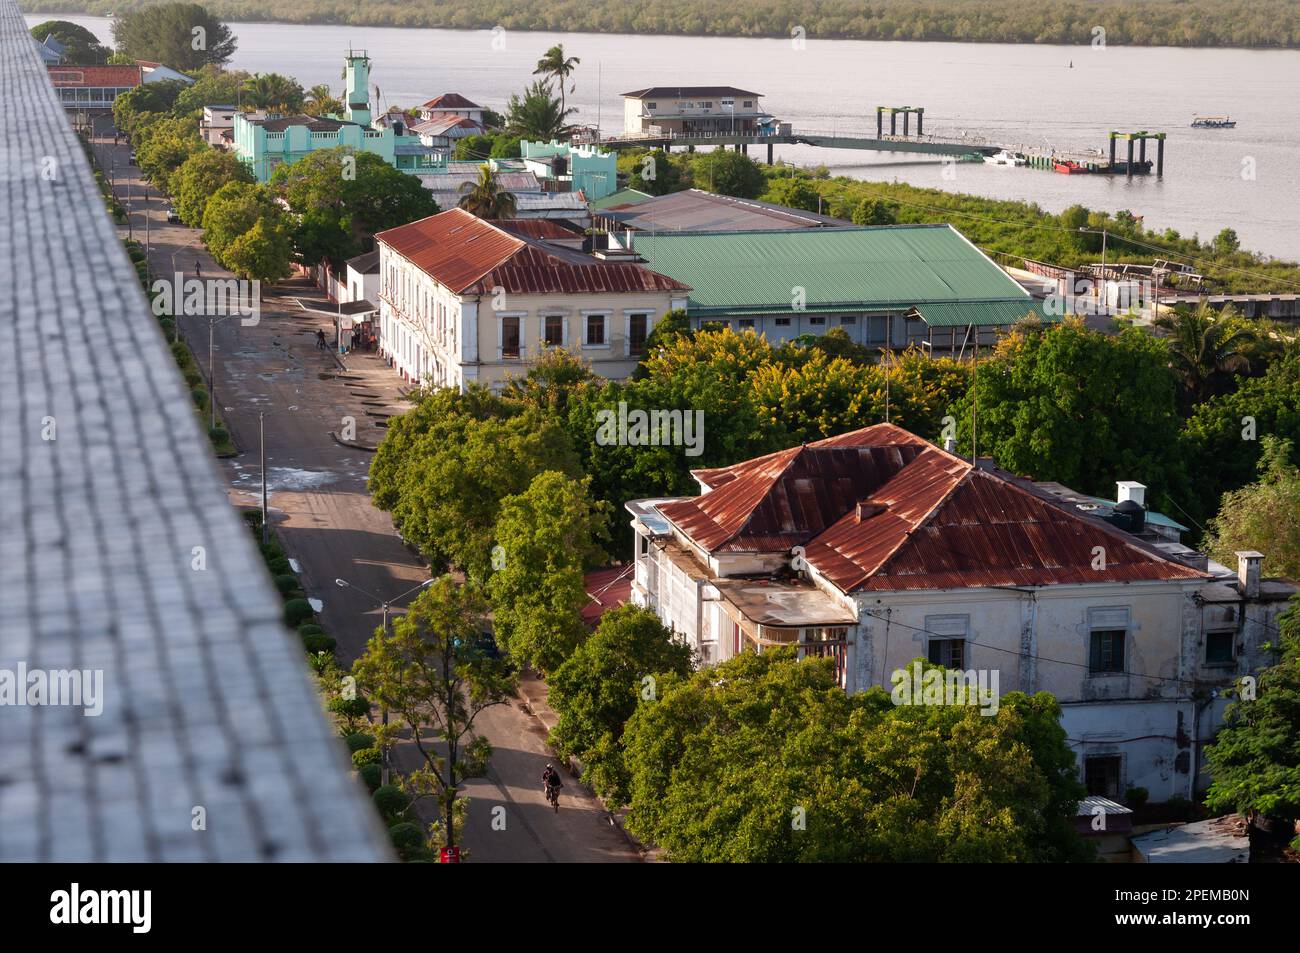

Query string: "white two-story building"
[626, 423, 1296, 803]
[374, 209, 690, 389]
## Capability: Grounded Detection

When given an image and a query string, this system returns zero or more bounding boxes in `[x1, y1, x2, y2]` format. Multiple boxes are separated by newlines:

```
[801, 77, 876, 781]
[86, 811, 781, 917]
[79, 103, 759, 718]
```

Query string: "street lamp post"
[334, 576, 434, 786]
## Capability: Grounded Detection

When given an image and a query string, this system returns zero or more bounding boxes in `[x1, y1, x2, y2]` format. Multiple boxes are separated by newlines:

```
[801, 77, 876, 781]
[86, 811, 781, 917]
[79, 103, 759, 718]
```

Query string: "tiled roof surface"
[661, 424, 1208, 592]
[420, 92, 482, 110]
[47, 64, 142, 87]
[376, 208, 689, 296]
[0, 0, 388, 862]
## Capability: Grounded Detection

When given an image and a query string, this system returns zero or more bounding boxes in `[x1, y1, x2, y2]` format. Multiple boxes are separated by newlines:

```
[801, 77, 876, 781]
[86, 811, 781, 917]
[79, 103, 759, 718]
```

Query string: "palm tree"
[304, 84, 342, 117]
[458, 166, 518, 219]
[533, 44, 580, 116]
[506, 80, 576, 141]
[241, 73, 304, 114]
[1153, 303, 1261, 405]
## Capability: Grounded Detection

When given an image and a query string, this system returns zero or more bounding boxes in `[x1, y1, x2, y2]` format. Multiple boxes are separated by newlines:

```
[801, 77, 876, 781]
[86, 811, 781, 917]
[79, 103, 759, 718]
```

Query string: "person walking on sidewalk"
[315, 329, 327, 350]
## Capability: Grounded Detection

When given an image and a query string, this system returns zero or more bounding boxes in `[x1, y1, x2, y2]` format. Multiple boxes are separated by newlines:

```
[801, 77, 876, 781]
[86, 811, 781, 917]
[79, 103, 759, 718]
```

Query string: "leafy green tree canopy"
[112, 2, 237, 70]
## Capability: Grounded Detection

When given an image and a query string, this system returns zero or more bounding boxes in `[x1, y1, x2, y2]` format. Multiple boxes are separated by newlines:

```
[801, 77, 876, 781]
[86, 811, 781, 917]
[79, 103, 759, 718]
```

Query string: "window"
[1084, 755, 1123, 799]
[1205, 631, 1235, 665]
[738, 318, 756, 328]
[840, 315, 857, 325]
[647, 102, 657, 109]
[585, 313, 607, 346]
[927, 639, 965, 669]
[774, 317, 792, 327]
[544, 314, 564, 347]
[500, 316, 521, 359]
[808, 316, 826, 326]
[1089, 630, 1125, 674]
[627, 313, 649, 355]
[743, 100, 754, 108]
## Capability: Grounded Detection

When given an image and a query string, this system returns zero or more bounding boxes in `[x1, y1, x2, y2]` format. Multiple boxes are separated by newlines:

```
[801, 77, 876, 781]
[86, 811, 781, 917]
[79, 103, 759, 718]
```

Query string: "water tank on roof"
[1111, 499, 1147, 534]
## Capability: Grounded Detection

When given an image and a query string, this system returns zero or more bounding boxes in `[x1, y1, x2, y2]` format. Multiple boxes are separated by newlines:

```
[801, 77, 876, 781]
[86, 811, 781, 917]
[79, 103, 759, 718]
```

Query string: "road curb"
[329, 431, 379, 453]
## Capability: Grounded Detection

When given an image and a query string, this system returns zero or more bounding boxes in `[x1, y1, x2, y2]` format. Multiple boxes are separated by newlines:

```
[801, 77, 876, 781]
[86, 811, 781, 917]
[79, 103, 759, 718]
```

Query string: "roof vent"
[1116, 481, 1146, 507]
[856, 501, 887, 522]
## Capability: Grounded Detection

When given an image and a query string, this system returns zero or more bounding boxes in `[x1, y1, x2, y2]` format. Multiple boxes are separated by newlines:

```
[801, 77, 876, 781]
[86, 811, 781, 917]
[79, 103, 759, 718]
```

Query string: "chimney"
[856, 502, 886, 522]
[624, 228, 635, 252]
[1236, 551, 1263, 599]
[1116, 481, 1146, 507]
[943, 436, 957, 453]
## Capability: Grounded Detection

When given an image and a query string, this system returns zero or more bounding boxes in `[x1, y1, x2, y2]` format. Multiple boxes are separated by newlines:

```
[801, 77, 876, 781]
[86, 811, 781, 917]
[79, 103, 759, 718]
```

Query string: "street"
[90, 126, 639, 863]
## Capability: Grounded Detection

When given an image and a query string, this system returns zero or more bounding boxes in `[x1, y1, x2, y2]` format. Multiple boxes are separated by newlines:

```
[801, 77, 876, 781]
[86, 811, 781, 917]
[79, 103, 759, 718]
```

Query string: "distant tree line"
[27, 0, 1300, 48]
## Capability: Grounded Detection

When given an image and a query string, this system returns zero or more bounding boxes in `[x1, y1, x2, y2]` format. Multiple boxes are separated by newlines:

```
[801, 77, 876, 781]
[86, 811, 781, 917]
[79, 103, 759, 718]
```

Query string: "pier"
[597, 106, 1167, 177]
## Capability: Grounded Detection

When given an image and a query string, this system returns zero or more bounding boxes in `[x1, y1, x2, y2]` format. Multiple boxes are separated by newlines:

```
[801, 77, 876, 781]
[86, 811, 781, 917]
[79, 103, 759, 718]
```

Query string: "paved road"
[91, 129, 638, 863]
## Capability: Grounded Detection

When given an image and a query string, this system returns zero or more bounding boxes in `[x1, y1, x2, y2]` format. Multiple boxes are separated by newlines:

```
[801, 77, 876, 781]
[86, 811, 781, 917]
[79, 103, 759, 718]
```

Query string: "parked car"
[128, 151, 137, 165]
[166, 207, 180, 224]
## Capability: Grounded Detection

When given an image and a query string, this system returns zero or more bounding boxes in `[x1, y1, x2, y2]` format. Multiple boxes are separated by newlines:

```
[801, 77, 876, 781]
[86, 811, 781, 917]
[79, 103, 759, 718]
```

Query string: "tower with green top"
[344, 49, 371, 126]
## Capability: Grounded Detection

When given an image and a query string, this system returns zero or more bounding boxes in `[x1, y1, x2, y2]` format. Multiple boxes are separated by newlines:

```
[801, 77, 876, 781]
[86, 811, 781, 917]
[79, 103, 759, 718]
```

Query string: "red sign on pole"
[440, 846, 461, 864]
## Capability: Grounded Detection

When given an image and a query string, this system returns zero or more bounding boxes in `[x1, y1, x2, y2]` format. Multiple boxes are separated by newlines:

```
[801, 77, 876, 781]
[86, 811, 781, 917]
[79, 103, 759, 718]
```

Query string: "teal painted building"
[520, 140, 618, 200]
[233, 50, 446, 183]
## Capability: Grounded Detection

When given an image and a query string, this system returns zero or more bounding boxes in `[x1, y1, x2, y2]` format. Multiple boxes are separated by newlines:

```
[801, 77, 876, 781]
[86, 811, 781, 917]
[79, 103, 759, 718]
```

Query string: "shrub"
[267, 556, 291, 574]
[159, 318, 175, 336]
[191, 388, 207, 409]
[170, 341, 192, 366]
[328, 696, 370, 721]
[183, 369, 202, 387]
[387, 821, 425, 860]
[352, 747, 382, 768]
[241, 509, 263, 527]
[208, 426, 229, 445]
[1125, 786, 1149, 810]
[259, 541, 284, 562]
[345, 732, 376, 753]
[358, 763, 382, 793]
[273, 573, 299, 595]
[127, 245, 146, 263]
[297, 624, 323, 637]
[373, 785, 411, 822]
[303, 633, 336, 654]
[283, 598, 314, 627]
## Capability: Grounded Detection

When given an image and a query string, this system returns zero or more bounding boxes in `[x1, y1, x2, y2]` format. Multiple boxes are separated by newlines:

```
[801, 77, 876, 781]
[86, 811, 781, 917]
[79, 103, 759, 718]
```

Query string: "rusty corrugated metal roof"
[663, 423, 1209, 593]
[376, 208, 689, 296]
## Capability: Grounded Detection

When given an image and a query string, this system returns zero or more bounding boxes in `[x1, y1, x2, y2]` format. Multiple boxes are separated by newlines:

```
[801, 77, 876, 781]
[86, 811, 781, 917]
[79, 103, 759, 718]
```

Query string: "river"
[39, 15, 1300, 262]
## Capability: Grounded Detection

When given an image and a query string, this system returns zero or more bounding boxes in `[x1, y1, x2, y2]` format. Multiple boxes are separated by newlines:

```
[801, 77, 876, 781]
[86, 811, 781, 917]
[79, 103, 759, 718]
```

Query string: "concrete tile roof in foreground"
[0, 0, 388, 862]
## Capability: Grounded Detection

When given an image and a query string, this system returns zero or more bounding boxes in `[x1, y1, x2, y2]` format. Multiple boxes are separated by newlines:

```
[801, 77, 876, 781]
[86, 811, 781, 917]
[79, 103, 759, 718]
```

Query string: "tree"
[135, 115, 202, 186]
[850, 197, 897, 226]
[222, 216, 294, 286]
[951, 319, 1188, 508]
[1180, 344, 1300, 526]
[765, 176, 822, 212]
[352, 577, 515, 854]
[172, 148, 254, 226]
[271, 149, 440, 268]
[112, 80, 188, 140]
[533, 44, 580, 117]
[506, 80, 576, 141]
[369, 388, 582, 578]
[458, 164, 518, 219]
[30, 20, 110, 64]
[1213, 227, 1241, 255]
[748, 349, 885, 443]
[690, 148, 766, 199]
[623, 148, 684, 195]
[240, 72, 305, 113]
[111, 2, 237, 70]
[1153, 303, 1262, 408]
[173, 65, 251, 117]
[1204, 436, 1300, 581]
[621, 650, 1091, 861]
[487, 471, 610, 672]
[548, 605, 693, 804]
[304, 83, 342, 117]
[1204, 596, 1300, 832]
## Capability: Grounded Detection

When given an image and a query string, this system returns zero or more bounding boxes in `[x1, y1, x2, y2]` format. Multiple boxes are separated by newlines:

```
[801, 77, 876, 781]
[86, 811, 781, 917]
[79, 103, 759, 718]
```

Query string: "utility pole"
[260, 412, 268, 545]
[209, 317, 216, 431]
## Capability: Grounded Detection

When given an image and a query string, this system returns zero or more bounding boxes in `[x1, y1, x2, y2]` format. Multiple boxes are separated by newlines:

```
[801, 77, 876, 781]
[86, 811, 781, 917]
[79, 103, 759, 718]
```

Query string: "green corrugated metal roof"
[589, 188, 654, 211]
[634, 224, 1035, 313]
[907, 299, 1054, 327]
